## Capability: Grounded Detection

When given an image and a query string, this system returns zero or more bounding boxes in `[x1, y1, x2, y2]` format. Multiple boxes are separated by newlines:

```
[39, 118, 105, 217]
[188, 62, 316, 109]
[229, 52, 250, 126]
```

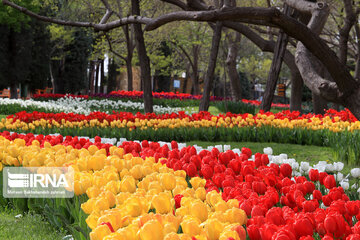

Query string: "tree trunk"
[290, 72, 303, 111]
[183, 65, 190, 93]
[226, 32, 242, 101]
[88, 61, 95, 94]
[94, 61, 100, 94]
[124, 24, 134, 91]
[260, 5, 290, 112]
[191, 45, 200, 95]
[199, 21, 223, 111]
[100, 59, 105, 93]
[132, 0, 153, 113]
[312, 92, 328, 115]
[355, 24, 360, 81]
[10, 82, 18, 99]
[9, 28, 18, 99]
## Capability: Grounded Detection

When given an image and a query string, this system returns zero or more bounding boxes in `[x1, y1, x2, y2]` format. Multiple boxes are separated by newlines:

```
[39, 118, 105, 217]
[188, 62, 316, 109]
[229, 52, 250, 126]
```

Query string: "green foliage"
[0, 206, 67, 240]
[52, 29, 93, 94]
[0, 0, 40, 31]
[239, 71, 251, 99]
[214, 101, 256, 114]
[0, 172, 90, 239]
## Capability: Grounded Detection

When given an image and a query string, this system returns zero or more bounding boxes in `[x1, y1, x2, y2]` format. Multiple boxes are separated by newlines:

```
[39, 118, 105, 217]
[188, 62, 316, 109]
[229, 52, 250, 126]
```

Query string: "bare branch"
[169, 40, 195, 69]
[100, 10, 113, 24]
[105, 35, 127, 62]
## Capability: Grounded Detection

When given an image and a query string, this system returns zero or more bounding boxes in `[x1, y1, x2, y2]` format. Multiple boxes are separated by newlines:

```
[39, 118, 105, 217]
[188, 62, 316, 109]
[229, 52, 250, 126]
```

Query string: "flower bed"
[1, 131, 360, 240]
[0, 97, 189, 115]
[1, 109, 359, 164]
[33, 91, 289, 109]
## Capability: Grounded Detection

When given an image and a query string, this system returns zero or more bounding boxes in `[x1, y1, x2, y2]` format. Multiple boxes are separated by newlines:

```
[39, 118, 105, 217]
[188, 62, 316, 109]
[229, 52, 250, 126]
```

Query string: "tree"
[5, 0, 360, 119]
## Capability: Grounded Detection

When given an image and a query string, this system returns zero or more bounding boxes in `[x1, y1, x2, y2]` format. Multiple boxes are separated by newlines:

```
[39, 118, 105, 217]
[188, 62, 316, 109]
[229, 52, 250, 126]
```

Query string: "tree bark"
[191, 45, 200, 95]
[290, 72, 303, 111]
[261, 5, 290, 112]
[94, 60, 100, 94]
[100, 59, 105, 93]
[9, 28, 18, 99]
[124, 24, 134, 91]
[226, 32, 242, 101]
[131, 0, 153, 113]
[355, 24, 360, 81]
[199, 21, 223, 111]
[312, 92, 328, 114]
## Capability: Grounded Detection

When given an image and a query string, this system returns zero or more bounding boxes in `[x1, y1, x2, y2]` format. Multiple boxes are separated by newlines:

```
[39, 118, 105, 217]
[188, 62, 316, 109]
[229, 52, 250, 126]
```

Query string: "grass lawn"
[0, 207, 67, 240]
[186, 141, 353, 174]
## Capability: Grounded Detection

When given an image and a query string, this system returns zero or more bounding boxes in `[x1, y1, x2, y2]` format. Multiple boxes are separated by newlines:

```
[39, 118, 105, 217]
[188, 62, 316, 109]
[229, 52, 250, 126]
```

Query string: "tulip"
[90, 224, 112, 240]
[120, 175, 136, 193]
[152, 192, 172, 214]
[190, 200, 208, 222]
[161, 173, 176, 191]
[139, 219, 164, 240]
[324, 175, 336, 189]
[351, 168, 360, 178]
[205, 218, 224, 240]
[181, 217, 202, 236]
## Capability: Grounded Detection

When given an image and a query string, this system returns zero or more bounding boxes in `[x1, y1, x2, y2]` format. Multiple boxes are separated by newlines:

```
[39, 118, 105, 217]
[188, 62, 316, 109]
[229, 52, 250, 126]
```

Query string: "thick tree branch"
[160, 0, 189, 10]
[145, 7, 359, 97]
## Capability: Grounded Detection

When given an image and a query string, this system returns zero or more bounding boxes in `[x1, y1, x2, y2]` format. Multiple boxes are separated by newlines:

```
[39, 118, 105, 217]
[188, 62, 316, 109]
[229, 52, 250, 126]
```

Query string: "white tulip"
[334, 162, 344, 172]
[336, 173, 344, 182]
[340, 181, 349, 190]
[292, 162, 299, 171]
[325, 164, 335, 173]
[224, 145, 231, 151]
[351, 168, 360, 178]
[263, 147, 273, 155]
[279, 154, 288, 160]
[300, 162, 310, 172]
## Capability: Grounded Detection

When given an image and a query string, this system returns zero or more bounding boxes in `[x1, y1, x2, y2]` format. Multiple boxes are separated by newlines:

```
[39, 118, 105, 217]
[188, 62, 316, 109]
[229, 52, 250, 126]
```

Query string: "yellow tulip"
[86, 212, 100, 230]
[88, 155, 105, 171]
[90, 224, 112, 240]
[215, 200, 229, 212]
[190, 200, 208, 222]
[163, 222, 178, 235]
[152, 192, 172, 214]
[139, 219, 164, 240]
[190, 177, 205, 190]
[120, 175, 136, 193]
[130, 165, 143, 180]
[161, 173, 176, 191]
[0, 162, 2, 171]
[205, 218, 224, 240]
[195, 187, 206, 201]
[81, 198, 96, 214]
[104, 190, 116, 208]
[86, 186, 101, 199]
[219, 230, 240, 240]
[181, 217, 202, 236]
[164, 232, 181, 240]
[225, 208, 247, 225]
[94, 197, 110, 212]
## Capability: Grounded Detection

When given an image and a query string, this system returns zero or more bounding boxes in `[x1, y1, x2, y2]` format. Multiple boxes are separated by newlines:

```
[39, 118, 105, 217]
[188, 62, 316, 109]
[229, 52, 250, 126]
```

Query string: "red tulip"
[324, 175, 336, 189]
[280, 164, 292, 178]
